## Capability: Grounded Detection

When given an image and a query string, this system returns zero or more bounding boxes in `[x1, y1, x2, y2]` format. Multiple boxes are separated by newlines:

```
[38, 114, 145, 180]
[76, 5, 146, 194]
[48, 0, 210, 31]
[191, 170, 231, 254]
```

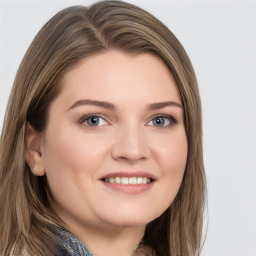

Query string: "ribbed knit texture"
[57, 228, 93, 256]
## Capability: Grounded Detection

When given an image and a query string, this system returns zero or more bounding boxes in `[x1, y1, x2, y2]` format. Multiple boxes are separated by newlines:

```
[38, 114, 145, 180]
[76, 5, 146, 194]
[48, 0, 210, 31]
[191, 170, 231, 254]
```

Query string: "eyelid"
[77, 113, 178, 127]
[147, 114, 177, 127]
[77, 113, 110, 126]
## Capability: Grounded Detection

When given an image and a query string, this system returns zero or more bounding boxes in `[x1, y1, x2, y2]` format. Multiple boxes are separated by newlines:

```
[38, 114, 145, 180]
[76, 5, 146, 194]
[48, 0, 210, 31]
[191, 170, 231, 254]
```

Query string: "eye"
[79, 115, 108, 127]
[148, 115, 176, 127]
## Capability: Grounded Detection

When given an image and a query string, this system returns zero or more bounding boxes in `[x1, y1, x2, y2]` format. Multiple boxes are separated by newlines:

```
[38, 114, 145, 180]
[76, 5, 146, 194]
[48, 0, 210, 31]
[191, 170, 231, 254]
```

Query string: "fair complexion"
[26, 50, 188, 256]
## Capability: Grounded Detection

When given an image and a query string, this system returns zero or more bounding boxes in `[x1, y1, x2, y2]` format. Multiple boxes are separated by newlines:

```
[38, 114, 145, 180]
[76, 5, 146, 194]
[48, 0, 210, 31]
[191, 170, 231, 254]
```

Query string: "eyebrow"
[67, 99, 116, 111]
[67, 99, 182, 112]
[147, 101, 183, 110]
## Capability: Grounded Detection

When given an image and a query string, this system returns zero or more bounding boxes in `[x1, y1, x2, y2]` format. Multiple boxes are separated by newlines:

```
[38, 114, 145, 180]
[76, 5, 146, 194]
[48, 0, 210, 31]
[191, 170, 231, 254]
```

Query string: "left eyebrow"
[147, 101, 183, 111]
[66, 99, 116, 112]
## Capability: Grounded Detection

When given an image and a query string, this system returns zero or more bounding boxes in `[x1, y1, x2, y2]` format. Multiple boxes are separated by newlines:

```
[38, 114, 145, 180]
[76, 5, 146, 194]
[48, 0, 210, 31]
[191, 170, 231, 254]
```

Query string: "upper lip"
[99, 171, 157, 180]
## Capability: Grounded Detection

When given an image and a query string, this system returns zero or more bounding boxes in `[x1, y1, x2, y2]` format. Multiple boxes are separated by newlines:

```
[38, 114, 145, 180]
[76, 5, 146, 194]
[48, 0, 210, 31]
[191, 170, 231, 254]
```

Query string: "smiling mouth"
[100, 172, 155, 193]
[103, 177, 153, 185]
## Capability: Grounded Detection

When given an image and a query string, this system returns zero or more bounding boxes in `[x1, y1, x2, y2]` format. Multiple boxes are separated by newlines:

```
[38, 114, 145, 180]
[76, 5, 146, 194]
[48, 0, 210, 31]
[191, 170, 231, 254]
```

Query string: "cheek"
[41, 130, 110, 196]
[155, 128, 188, 173]
[154, 129, 188, 200]
[164, 140, 187, 176]
[42, 131, 104, 172]
[40, 131, 112, 218]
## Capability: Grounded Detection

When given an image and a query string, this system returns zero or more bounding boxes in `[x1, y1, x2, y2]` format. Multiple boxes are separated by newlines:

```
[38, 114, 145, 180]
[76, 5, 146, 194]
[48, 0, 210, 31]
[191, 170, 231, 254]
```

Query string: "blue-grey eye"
[148, 116, 175, 127]
[85, 115, 107, 126]
[153, 117, 167, 127]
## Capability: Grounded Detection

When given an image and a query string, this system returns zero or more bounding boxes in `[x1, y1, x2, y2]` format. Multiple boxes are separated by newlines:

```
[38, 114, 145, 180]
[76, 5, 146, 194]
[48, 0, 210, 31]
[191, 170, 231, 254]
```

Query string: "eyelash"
[77, 114, 109, 127]
[77, 114, 177, 128]
[148, 115, 177, 128]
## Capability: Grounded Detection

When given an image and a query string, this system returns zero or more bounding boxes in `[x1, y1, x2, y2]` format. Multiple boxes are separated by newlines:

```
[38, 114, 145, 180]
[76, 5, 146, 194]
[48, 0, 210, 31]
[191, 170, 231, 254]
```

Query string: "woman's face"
[39, 50, 187, 231]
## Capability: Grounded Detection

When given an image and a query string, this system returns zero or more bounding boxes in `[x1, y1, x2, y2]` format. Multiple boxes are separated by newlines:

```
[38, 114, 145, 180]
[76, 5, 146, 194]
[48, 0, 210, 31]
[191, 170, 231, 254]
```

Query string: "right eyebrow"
[147, 101, 183, 111]
[66, 99, 116, 112]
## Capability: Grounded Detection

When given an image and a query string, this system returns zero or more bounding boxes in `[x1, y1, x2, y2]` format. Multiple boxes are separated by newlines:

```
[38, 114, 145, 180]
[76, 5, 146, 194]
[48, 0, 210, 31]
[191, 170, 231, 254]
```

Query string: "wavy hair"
[0, 1, 206, 255]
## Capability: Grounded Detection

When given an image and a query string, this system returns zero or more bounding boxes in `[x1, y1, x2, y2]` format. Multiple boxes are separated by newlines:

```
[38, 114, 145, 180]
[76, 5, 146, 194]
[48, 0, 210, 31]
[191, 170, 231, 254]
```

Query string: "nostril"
[111, 144, 150, 161]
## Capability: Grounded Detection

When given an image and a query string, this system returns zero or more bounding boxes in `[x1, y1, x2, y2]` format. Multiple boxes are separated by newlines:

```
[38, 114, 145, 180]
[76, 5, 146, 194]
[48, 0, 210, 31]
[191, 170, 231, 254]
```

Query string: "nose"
[111, 125, 150, 162]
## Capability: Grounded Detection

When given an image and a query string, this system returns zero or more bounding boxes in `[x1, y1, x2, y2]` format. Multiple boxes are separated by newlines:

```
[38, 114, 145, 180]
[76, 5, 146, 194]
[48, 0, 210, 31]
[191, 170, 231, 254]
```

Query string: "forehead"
[58, 50, 181, 107]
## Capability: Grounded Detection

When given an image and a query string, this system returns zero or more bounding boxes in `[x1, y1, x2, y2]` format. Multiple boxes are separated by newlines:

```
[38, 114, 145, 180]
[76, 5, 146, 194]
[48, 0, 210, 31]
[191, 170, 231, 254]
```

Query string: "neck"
[65, 222, 146, 256]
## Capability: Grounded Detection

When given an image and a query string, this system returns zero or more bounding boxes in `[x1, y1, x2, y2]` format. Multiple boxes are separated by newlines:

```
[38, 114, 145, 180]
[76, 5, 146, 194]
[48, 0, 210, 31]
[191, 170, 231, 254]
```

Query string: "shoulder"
[56, 228, 93, 256]
[56, 247, 72, 256]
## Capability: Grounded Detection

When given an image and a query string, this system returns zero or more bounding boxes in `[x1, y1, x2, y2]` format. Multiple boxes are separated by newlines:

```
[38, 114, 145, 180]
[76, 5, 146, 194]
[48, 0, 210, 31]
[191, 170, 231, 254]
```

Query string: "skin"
[26, 50, 188, 256]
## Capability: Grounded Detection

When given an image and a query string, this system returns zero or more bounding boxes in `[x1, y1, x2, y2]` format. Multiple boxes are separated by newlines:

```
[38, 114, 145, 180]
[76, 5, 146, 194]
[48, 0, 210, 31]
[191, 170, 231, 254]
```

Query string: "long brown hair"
[0, 1, 206, 255]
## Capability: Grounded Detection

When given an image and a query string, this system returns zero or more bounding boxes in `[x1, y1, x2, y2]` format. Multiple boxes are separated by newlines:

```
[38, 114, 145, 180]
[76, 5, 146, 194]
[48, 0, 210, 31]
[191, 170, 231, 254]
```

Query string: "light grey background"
[0, 0, 256, 255]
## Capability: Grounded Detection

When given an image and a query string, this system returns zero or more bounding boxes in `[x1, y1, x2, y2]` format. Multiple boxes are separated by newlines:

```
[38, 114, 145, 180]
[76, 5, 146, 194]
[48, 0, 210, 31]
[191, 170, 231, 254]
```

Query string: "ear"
[25, 122, 45, 176]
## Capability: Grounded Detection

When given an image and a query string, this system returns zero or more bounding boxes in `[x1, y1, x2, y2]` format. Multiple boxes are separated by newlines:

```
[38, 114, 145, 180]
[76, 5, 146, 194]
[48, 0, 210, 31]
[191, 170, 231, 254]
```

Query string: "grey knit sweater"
[57, 228, 93, 256]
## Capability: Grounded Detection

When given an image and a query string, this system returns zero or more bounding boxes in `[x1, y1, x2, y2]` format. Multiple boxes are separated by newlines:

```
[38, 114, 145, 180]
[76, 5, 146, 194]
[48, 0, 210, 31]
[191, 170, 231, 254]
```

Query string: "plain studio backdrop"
[0, 0, 255, 255]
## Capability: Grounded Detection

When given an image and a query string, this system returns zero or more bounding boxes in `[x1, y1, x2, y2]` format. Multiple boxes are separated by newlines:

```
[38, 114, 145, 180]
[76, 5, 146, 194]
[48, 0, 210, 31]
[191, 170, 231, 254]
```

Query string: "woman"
[0, 1, 206, 255]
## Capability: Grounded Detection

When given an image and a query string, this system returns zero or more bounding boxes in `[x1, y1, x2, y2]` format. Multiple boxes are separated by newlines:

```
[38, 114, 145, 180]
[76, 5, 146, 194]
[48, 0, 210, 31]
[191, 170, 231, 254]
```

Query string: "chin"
[102, 211, 163, 229]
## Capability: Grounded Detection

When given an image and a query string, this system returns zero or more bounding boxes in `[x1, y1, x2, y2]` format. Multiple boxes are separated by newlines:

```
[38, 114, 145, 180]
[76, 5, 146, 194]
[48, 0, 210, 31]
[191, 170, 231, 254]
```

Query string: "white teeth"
[142, 177, 147, 184]
[109, 177, 115, 183]
[115, 177, 121, 183]
[104, 177, 152, 185]
[122, 177, 129, 184]
[129, 177, 136, 184]
[137, 177, 143, 184]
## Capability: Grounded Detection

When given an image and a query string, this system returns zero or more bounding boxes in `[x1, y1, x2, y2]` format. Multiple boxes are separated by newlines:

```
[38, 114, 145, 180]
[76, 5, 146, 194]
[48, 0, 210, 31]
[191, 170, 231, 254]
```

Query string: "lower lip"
[100, 181, 154, 194]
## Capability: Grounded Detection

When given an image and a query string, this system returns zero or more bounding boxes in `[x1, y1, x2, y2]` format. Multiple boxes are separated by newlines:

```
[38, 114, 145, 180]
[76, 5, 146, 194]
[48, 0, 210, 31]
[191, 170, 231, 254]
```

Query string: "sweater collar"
[57, 228, 93, 256]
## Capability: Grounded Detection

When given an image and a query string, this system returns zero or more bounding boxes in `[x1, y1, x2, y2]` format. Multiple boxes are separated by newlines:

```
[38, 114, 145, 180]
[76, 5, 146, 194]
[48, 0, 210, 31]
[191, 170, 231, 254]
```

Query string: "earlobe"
[25, 122, 45, 176]
[31, 162, 45, 176]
